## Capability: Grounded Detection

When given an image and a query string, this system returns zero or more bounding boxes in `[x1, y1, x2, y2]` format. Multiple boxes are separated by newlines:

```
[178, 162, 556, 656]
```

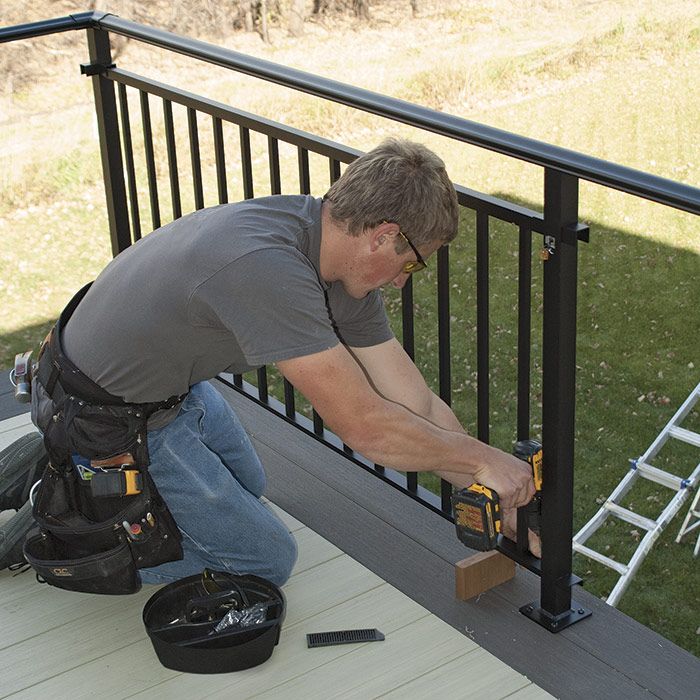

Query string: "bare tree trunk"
[353, 0, 371, 20]
[410, 0, 419, 18]
[242, 0, 255, 32]
[287, 0, 306, 36]
[260, 0, 270, 42]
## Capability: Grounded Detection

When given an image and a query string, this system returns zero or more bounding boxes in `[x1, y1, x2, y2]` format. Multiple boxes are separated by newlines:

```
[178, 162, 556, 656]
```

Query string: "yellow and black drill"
[452, 439, 543, 551]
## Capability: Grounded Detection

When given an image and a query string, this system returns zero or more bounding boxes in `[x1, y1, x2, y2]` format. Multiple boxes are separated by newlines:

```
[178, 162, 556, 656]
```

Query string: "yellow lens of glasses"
[402, 260, 426, 274]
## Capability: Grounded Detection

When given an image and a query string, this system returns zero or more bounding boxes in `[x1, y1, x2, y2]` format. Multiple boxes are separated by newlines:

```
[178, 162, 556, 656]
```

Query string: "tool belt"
[26, 282, 185, 595]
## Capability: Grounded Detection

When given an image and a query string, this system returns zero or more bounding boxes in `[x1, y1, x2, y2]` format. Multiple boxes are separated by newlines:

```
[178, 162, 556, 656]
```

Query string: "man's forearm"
[423, 392, 465, 433]
[276, 344, 534, 508]
[344, 396, 533, 507]
[350, 397, 486, 481]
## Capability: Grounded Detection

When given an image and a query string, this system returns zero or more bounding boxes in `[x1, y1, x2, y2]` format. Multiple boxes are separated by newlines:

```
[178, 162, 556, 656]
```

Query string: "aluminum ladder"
[573, 381, 700, 607]
[675, 486, 700, 557]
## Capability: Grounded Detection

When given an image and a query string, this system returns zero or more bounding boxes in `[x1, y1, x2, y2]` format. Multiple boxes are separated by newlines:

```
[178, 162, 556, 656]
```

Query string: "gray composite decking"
[1, 372, 698, 698]
[1, 412, 554, 699]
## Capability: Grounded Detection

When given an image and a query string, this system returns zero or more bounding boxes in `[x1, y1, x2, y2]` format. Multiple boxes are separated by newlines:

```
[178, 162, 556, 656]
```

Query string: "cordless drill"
[452, 440, 542, 551]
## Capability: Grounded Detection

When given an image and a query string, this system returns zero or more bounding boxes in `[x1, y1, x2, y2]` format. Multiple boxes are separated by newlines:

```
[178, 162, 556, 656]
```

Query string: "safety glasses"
[396, 229, 427, 274]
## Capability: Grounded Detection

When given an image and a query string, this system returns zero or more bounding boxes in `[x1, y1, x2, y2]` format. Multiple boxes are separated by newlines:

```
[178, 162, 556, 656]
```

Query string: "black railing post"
[516, 225, 532, 442]
[521, 168, 591, 631]
[85, 28, 131, 255]
[476, 211, 490, 444]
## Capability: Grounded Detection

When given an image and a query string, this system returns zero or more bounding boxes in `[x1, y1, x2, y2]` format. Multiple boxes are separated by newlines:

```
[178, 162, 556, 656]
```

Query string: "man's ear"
[369, 222, 399, 252]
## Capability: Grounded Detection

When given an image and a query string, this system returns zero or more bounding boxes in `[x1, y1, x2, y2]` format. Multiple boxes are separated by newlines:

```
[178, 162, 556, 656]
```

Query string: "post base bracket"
[520, 599, 592, 632]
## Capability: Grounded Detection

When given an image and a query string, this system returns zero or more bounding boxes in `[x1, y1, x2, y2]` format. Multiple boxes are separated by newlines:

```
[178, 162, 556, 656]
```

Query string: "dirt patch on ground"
[2, 0, 697, 191]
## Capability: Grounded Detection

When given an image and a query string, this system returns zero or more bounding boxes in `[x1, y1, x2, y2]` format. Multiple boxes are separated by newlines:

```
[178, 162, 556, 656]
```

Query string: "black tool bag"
[26, 283, 184, 595]
[142, 570, 286, 673]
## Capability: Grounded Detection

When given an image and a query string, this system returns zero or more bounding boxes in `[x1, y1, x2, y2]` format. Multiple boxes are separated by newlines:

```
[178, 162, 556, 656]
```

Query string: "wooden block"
[455, 551, 516, 600]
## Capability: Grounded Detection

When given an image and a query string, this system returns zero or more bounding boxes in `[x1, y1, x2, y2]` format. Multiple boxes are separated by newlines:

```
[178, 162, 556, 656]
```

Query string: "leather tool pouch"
[26, 283, 184, 595]
[25, 455, 182, 595]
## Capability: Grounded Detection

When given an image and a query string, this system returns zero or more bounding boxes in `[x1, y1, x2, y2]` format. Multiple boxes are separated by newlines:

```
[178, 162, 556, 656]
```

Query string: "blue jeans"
[138, 382, 297, 586]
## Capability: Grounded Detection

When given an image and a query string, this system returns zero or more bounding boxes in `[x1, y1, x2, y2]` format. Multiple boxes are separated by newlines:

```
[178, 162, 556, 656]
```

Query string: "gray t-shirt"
[62, 195, 393, 427]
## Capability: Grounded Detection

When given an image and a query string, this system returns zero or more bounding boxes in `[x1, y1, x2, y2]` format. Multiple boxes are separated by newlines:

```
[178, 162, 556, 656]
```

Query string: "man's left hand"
[501, 507, 541, 558]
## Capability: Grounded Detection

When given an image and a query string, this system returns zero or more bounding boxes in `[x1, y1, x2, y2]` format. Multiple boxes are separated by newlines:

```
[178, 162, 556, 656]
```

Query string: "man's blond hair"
[324, 138, 459, 250]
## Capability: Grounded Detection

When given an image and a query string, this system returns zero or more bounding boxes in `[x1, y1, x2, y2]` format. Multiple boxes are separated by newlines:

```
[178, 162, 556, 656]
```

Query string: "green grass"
[1, 9, 699, 656]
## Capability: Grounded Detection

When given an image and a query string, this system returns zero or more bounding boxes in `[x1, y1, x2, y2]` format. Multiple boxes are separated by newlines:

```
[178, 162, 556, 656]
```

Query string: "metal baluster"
[268, 135, 281, 195]
[117, 83, 140, 242]
[476, 210, 490, 444]
[283, 380, 296, 419]
[163, 99, 182, 220]
[401, 278, 416, 488]
[232, 126, 254, 390]
[297, 147, 323, 436]
[139, 90, 160, 230]
[298, 147, 310, 194]
[333, 151, 352, 455]
[257, 366, 269, 403]
[517, 225, 532, 441]
[262, 116, 286, 439]
[278, 145, 311, 420]
[312, 408, 324, 437]
[329, 158, 341, 184]
[437, 245, 453, 513]
[188, 107, 204, 210]
[213, 116, 228, 204]
[237, 127, 267, 401]
[515, 224, 534, 553]
[240, 126, 254, 199]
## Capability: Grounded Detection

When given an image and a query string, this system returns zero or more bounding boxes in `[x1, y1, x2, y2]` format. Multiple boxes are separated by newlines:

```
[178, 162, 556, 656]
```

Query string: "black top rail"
[2, 10, 699, 215]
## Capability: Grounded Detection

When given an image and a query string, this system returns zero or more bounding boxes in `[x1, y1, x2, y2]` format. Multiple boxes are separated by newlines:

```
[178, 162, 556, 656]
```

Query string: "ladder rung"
[572, 543, 628, 574]
[668, 425, 700, 448]
[603, 502, 658, 531]
[635, 462, 684, 490]
[572, 509, 609, 546]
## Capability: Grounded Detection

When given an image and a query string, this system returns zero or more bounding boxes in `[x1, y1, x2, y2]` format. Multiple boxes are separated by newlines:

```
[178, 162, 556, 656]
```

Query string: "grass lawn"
[1, 1, 698, 655]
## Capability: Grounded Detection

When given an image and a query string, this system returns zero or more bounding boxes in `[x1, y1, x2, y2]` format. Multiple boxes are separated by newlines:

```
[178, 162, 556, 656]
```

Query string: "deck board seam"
[500, 682, 547, 699]
[558, 646, 665, 699]
[0, 589, 135, 653]
[370, 647, 504, 700]
[0, 643, 178, 700]
[293, 549, 346, 571]
[241, 610, 445, 700]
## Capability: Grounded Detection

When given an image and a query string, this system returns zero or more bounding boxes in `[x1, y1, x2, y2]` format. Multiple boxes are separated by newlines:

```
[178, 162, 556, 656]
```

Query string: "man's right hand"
[438, 445, 535, 510]
[471, 448, 535, 509]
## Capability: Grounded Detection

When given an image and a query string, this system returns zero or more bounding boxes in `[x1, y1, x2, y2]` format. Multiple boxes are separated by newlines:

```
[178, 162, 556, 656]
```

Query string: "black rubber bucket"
[143, 570, 286, 673]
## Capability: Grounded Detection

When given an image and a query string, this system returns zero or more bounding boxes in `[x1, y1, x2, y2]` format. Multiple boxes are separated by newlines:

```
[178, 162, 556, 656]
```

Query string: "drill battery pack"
[452, 484, 501, 551]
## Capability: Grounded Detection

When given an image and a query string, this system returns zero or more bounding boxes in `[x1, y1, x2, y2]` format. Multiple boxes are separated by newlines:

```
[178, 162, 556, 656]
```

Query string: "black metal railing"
[3, 11, 699, 632]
